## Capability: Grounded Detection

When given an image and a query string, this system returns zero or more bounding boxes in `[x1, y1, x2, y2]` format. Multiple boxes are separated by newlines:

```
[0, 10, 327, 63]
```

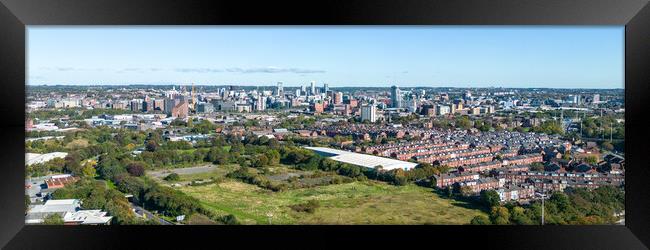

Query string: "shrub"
[164, 173, 180, 181]
[289, 200, 320, 213]
[219, 214, 240, 225]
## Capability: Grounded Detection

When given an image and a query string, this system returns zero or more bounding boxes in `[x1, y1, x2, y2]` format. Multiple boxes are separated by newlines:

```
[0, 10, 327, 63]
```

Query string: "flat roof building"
[305, 146, 418, 170]
[26, 152, 68, 166]
[26, 199, 113, 225]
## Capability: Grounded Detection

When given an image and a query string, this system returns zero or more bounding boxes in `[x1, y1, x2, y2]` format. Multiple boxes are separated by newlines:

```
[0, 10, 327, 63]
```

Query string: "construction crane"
[191, 82, 196, 111]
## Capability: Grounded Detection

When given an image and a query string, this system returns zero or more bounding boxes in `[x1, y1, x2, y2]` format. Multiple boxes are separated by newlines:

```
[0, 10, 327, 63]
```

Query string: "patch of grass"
[106, 180, 117, 190]
[178, 165, 236, 182]
[186, 213, 219, 225]
[178, 180, 486, 225]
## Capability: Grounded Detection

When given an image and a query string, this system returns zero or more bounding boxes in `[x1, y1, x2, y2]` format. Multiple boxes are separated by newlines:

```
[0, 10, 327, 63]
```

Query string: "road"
[579, 137, 624, 143]
[604, 151, 625, 159]
[129, 202, 174, 225]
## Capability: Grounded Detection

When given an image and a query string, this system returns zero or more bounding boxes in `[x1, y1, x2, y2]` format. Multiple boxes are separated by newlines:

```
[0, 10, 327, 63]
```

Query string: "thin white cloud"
[39, 66, 326, 74]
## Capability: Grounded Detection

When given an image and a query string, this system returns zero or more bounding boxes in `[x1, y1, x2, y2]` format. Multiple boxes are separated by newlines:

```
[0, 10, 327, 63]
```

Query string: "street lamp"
[542, 194, 545, 226]
[535, 189, 547, 225]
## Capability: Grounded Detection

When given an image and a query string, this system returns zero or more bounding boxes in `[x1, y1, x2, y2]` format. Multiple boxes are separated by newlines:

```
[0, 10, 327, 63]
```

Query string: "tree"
[63, 153, 83, 176]
[192, 119, 216, 134]
[529, 162, 545, 172]
[207, 147, 228, 164]
[265, 150, 281, 165]
[601, 141, 614, 151]
[584, 155, 598, 165]
[43, 213, 64, 225]
[77, 159, 97, 177]
[97, 159, 127, 181]
[470, 215, 492, 225]
[145, 140, 159, 152]
[532, 120, 563, 135]
[81, 164, 97, 178]
[510, 206, 533, 225]
[490, 206, 511, 225]
[544, 163, 560, 172]
[252, 154, 270, 168]
[126, 162, 145, 177]
[114, 174, 146, 203]
[459, 186, 474, 197]
[391, 169, 408, 186]
[46, 157, 66, 173]
[480, 190, 501, 208]
[456, 116, 472, 130]
[415, 163, 432, 169]
[25, 195, 31, 212]
[550, 192, 571, 211]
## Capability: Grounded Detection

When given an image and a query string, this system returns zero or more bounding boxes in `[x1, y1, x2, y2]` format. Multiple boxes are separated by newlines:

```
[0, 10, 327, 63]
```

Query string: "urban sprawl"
[25, 82, 625, 225]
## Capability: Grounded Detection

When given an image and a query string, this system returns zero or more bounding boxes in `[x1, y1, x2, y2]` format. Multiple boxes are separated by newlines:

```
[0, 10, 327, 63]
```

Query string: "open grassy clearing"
[146, 164, 238, 181]
[176, 164, 237, 181]
[177, 180, 486, 225]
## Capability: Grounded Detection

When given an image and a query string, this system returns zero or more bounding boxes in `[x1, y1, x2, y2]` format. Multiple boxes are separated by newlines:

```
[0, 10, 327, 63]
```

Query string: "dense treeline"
[580, 116, 624, 140]
[470, 186, 624, 225]
[27, 108, 138, 120]
[27, 127, 145, 154]
[97, 156, 227, 223]
[531, 120, 564, 135]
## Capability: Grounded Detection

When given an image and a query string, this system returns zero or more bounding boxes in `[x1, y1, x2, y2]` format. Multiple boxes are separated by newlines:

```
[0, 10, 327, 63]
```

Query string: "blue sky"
[27, 26, 624, 88]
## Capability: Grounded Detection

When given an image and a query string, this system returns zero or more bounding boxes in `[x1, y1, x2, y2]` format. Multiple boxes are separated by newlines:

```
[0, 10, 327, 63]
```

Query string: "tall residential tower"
[391, 85, 402, 108]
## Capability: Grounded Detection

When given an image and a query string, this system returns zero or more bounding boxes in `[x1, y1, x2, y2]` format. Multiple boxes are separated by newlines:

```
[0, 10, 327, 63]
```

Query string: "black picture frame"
[1, 0, 649, 249]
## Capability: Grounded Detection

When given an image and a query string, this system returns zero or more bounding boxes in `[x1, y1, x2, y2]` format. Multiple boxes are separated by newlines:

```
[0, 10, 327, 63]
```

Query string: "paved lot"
[25, 175, 61, 203]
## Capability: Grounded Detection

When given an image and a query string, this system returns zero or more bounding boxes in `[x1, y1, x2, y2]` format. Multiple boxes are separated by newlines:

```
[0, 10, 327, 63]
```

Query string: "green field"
[178, 180, 486, 225]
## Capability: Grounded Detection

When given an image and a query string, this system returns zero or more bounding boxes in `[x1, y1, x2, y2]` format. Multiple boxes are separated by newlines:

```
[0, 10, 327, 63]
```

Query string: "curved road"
[129, 202, 174, 225]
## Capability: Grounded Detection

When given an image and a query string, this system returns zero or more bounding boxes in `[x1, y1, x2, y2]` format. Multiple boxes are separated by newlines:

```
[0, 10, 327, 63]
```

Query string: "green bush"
[164, 173, 180, 181]
[219, 214, 240, 225]
[289, 200, 320, 213]
[43, 213, 64, 225]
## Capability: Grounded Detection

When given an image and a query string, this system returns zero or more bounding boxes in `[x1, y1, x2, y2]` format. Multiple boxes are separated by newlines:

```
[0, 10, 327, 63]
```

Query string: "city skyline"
[28, 26, 624, 88]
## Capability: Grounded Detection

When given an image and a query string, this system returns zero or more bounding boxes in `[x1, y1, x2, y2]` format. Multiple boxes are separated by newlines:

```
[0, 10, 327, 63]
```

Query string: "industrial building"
[305, 146, 418, 170]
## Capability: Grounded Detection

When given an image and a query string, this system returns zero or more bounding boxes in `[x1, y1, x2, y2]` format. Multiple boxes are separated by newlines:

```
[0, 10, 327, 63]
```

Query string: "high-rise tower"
[391, 85, 402, 108]
[276, 82, 284, 97]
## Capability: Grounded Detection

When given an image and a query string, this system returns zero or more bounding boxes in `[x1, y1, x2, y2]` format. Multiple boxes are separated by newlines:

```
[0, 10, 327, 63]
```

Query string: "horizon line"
[25, 83, 624, 90]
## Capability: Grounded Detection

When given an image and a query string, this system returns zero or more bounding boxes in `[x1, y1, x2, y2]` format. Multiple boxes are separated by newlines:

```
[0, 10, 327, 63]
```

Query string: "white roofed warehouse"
[304, 147, 418, 171]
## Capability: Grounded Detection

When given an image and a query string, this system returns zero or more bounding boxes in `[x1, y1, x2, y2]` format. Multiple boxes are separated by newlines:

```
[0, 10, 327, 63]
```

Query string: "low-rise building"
[433, 172, 480, 188]
[44, 175, 80, 189]
[458, 177, 503, 193]
[502, 154, 543, 166]
[497, 185, 535, 202]
[26, 199, 113, 225]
